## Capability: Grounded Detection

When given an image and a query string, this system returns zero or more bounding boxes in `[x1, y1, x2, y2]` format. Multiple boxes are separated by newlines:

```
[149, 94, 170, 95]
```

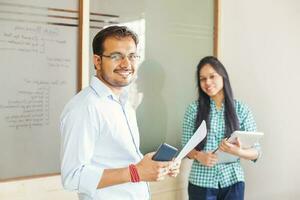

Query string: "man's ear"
[93, 55, 101, 70]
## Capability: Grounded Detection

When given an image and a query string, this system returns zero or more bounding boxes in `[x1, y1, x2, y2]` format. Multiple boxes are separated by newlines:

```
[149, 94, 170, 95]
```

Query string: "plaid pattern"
[182, 99, 258, 189]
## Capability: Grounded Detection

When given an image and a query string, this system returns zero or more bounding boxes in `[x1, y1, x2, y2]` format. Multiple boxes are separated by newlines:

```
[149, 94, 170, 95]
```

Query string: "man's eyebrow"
[106, 51, 137, 55]
[107, 51, 122, 55]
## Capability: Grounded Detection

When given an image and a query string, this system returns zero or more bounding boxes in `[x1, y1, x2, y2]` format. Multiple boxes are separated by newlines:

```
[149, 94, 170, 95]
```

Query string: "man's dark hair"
[92, 25, 139, 56]
[194, 56, 239, 150]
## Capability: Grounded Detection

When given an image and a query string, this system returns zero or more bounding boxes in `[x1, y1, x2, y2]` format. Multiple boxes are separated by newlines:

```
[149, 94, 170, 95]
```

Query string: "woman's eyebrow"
[200, 72, 216, 77]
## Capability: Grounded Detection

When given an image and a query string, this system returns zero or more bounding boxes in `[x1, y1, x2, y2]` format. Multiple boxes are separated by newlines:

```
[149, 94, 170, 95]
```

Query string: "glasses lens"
[128, 54, 140, 62]
[110, 53, 122, 62]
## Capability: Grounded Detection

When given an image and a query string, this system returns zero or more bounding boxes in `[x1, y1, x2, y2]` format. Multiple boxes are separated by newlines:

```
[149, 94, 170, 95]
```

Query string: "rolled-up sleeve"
[60, 105, 103, 198]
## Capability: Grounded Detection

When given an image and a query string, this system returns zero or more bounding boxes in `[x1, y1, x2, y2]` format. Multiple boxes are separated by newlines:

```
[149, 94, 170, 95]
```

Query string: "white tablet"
[215, 150, 238, 164]
[215, 131, 263, 164]
[228, 131, 264, 148]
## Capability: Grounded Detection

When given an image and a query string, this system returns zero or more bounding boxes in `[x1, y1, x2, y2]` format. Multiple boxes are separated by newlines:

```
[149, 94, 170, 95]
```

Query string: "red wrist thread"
[129, 164, 140, 183]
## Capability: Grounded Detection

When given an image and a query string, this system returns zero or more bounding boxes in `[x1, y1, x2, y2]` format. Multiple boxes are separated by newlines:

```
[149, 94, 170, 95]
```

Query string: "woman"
[182, 56, 260, 200]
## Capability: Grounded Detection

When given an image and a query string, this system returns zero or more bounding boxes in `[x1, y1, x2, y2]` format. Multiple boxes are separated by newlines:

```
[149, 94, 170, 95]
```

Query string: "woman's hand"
[219, 138, 242, 156]
[219, 137, 260, 160]
[195, 151, 218, 167]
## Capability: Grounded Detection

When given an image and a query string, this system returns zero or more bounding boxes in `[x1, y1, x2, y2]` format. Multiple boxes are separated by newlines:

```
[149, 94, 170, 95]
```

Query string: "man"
[60, 26, 180, 200]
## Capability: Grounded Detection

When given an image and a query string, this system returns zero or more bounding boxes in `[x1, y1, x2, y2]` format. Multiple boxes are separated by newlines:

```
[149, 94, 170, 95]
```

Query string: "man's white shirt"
[60, 76, 149, 200]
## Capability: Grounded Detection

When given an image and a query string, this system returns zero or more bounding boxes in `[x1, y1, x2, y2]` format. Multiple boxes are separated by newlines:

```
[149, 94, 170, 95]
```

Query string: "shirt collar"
[90, 76, 129, 105]
[210, 97, 224, 112]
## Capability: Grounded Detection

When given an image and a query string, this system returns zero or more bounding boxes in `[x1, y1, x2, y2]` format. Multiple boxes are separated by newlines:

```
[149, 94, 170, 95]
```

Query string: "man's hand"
[136, 152, 172, 181]
[167, 160, 181, 177]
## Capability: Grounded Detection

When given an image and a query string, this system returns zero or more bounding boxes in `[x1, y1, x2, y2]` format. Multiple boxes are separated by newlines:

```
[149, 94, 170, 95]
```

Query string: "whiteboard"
[0, 1, 78, 180]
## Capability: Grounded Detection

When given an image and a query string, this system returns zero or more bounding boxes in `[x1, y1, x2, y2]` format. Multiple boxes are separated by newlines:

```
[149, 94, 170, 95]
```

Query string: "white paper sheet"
[175, 121, 207, 161]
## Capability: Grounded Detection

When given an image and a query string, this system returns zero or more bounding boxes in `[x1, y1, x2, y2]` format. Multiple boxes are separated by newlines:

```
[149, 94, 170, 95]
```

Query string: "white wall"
[219, 0, 300, 199]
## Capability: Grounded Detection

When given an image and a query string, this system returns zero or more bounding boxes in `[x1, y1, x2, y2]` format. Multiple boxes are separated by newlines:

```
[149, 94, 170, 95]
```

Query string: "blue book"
[152, 143, 178, 161]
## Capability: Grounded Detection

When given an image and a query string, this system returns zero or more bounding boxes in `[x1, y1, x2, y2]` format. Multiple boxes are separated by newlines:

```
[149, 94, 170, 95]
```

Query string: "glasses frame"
[100, 52, 140, 63]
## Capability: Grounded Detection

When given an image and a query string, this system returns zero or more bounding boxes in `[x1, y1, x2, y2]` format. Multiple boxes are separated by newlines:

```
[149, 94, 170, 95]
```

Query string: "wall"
[219, 0, 300, 199]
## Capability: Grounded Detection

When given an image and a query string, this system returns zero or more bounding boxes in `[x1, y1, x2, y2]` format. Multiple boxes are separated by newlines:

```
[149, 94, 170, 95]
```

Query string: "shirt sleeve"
[60, 105, 103, 198]
[182, 102, 197, 148]
[237, 101, 262, 162]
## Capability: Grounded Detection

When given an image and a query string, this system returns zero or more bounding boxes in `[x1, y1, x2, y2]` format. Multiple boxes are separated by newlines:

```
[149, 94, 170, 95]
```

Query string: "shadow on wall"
[136, 60, 167, 154]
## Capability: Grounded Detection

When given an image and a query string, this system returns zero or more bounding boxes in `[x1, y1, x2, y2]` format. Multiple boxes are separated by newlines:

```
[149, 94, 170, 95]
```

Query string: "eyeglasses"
[101, 52, 140, 63]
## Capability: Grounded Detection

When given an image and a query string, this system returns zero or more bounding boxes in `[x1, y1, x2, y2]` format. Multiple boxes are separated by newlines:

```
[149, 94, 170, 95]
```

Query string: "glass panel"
[89, 0, 214, 153]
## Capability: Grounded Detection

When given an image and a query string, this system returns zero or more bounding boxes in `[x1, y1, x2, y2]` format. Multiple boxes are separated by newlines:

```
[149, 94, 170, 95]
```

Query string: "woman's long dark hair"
[195, 56, 239, 150]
